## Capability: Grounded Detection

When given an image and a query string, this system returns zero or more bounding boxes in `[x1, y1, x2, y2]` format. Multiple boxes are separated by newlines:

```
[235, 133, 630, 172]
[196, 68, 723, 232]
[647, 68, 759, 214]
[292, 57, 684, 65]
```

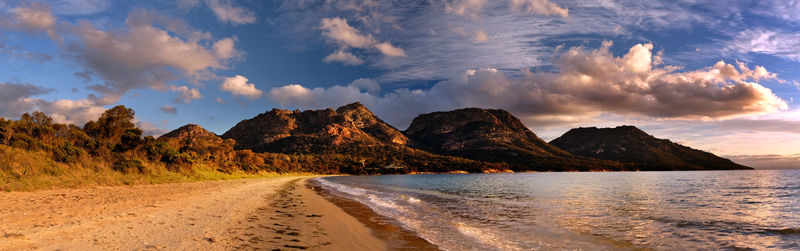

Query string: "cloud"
[727, 29, 800, 62]
[444, 0, 488, 19]
[0, 81, 54, 101]
[215, 97, 227, 104]
[0, 82, 106, 126]
[267, 42, 788, 129]
[473, 30, 489, 43]
[323, 49, 365, 65]
[50, 0, 110, 15]
[509, 0, 569, 17]
[725, 154, 800, 170]
[348, 78, 381, 95]
[213, 37, 240, 59]
[169, 85, 203, 104]
[160, 105, 178, 114]
[137, 120, 169, 137]
[275, 0, 754, 82]
[63, 9, 239, 104]
[220, 75, 263, 99]
[319, 17, 406, 65]
[205, 0, 256, 25]
[374, 42, 406, 57]
[1, 3, 62, 42]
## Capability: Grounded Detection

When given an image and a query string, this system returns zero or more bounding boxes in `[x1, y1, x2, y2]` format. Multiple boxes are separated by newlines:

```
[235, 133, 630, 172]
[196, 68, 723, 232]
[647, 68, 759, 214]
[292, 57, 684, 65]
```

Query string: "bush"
[53, 142, 82, 163]
[112, 159, 145, 173]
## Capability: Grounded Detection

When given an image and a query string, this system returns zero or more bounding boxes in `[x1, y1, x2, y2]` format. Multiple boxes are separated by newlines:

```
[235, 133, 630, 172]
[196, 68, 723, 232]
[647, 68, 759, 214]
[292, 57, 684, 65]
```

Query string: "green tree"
[84, 105, 137, 145]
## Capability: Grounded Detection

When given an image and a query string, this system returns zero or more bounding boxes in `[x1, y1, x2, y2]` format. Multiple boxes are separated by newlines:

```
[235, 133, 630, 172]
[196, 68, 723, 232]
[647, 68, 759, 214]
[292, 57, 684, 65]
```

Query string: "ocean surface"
[315, 170, 800, 250]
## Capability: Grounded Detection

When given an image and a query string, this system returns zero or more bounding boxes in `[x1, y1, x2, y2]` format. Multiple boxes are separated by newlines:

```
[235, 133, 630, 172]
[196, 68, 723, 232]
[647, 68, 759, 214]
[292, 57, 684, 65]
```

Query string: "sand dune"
[0, 177, 386, 250]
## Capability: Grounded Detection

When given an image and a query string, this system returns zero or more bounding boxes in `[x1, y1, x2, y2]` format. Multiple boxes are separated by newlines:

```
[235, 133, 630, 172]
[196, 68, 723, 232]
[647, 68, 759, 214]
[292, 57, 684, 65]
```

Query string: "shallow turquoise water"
[317, 170, 800, 250]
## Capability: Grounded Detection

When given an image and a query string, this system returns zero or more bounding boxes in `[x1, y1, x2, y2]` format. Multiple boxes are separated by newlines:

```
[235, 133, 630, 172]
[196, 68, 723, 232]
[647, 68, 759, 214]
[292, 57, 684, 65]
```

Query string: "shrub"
[53, 142, 82, 163]
[112, 159, 145, 173]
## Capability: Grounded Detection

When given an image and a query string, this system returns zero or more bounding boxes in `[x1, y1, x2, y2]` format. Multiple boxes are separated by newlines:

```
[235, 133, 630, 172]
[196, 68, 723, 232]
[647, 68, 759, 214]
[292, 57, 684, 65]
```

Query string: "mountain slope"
[549, 126, 751, 170]
[404, 108, 624, 171]
[222, 102, 408, 153]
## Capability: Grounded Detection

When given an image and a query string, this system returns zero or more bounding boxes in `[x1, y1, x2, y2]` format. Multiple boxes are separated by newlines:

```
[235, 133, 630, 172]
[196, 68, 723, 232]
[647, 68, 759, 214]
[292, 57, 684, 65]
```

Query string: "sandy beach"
[0, 177, 390, 250]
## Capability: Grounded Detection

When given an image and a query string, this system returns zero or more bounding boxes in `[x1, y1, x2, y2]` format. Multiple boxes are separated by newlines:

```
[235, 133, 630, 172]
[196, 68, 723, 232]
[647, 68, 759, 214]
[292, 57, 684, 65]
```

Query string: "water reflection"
[320, 170, 800, 250]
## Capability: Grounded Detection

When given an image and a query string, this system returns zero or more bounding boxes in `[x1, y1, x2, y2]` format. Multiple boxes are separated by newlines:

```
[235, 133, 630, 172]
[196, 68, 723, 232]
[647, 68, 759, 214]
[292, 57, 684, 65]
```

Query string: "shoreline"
[0, 176, 397, 250]
[307, 178, 440, 250]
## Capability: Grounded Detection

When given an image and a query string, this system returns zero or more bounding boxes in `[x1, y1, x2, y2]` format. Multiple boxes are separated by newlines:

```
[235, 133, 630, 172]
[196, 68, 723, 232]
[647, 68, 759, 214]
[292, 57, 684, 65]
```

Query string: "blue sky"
[1, 0, 799, 168]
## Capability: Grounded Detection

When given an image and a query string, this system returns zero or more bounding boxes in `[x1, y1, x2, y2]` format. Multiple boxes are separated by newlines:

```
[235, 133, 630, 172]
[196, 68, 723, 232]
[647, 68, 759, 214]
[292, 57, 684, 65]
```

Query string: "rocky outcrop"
[549, 126, 752, 170]
[221, 102, 408, 153]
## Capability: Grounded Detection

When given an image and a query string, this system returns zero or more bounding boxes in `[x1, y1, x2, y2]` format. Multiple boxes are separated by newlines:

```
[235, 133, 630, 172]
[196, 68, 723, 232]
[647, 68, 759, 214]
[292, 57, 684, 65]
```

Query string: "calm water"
[315, 170, 800, 250]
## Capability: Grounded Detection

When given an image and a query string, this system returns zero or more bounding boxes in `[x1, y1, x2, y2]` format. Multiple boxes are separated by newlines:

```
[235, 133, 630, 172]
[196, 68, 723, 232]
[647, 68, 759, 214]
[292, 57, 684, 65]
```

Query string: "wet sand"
[0, 176, 396, 250]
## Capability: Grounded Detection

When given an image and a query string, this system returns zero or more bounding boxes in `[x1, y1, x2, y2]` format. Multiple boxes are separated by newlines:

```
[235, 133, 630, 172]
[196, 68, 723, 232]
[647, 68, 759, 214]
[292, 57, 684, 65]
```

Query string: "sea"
[314, 170, 800, 250]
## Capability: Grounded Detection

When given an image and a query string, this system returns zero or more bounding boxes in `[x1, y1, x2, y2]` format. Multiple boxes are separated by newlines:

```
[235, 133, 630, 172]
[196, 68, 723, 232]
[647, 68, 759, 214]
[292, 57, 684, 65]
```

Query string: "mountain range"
[163, 102, 750, 172]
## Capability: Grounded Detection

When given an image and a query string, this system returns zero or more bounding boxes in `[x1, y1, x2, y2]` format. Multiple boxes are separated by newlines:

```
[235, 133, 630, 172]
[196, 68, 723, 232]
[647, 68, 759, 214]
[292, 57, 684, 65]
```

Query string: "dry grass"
[0, 145, 312, 192]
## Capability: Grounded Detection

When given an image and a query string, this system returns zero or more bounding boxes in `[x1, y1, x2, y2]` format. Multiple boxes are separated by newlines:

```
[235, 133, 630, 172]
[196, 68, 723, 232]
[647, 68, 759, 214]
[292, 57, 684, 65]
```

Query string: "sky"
[0, 0, 799, 168]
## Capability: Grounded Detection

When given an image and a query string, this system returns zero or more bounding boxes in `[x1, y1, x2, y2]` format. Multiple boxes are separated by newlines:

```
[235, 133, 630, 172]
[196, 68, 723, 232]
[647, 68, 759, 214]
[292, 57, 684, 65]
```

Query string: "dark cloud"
[160, 105, 178, 114]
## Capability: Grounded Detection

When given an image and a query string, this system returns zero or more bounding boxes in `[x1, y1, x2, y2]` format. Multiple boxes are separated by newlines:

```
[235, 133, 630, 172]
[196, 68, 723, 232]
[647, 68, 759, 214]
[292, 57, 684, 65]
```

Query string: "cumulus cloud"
[509, 0, 569, 17]
[727, 29, 800, 62]
[205, 0, 256, 25]
[160, 105, 178, 114]
[169, 85, 203, 104]
[63, 9, 240, 104]
[0, 82, 106, 126]
[1, 3, 62, 42]
[319, 17, 405, 65]
[213, 37, 240, 59]
[267, 42, 787, 128]
[220, 75, 263, 99]
[348, 78, 381, 95]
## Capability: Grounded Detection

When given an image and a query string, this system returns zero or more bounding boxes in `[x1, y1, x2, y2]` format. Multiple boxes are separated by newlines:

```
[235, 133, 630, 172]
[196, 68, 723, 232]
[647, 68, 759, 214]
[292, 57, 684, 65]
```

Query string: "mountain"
[222, 102, 408, 153]
[549, 126, 752, 170]
[160, 124, 229, 147]
[404, 108, 624, 171]
[221, 103, 508, 173]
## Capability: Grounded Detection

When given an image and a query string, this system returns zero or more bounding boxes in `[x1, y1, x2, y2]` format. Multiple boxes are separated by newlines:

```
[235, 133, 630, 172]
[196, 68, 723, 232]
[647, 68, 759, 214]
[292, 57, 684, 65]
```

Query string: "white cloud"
[2, 3, 62, 42]
[319, 17, 406, 65]
[220, 75, 263, 99]
[169, 85, 203, 104]
[374, 42, 406, 57]
[727, 29, 800, 62]
[323, 49, 365, 65]
[205, 0, 256, 25]
[510, 0, 569, 17]
[213, 37, 240, 59]
[267, 43, 788, 129]
[63, 9, 240, 104]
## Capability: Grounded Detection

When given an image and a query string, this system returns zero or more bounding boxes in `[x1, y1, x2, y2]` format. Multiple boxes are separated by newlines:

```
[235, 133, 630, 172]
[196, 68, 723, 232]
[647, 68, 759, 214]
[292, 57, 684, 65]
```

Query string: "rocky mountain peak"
[222, 102, 407, 152]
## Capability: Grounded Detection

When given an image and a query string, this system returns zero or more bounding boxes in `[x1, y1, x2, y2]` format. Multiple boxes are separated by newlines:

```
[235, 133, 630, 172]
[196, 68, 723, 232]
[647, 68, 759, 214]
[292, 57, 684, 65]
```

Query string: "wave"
[314, 177, 521, 251]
